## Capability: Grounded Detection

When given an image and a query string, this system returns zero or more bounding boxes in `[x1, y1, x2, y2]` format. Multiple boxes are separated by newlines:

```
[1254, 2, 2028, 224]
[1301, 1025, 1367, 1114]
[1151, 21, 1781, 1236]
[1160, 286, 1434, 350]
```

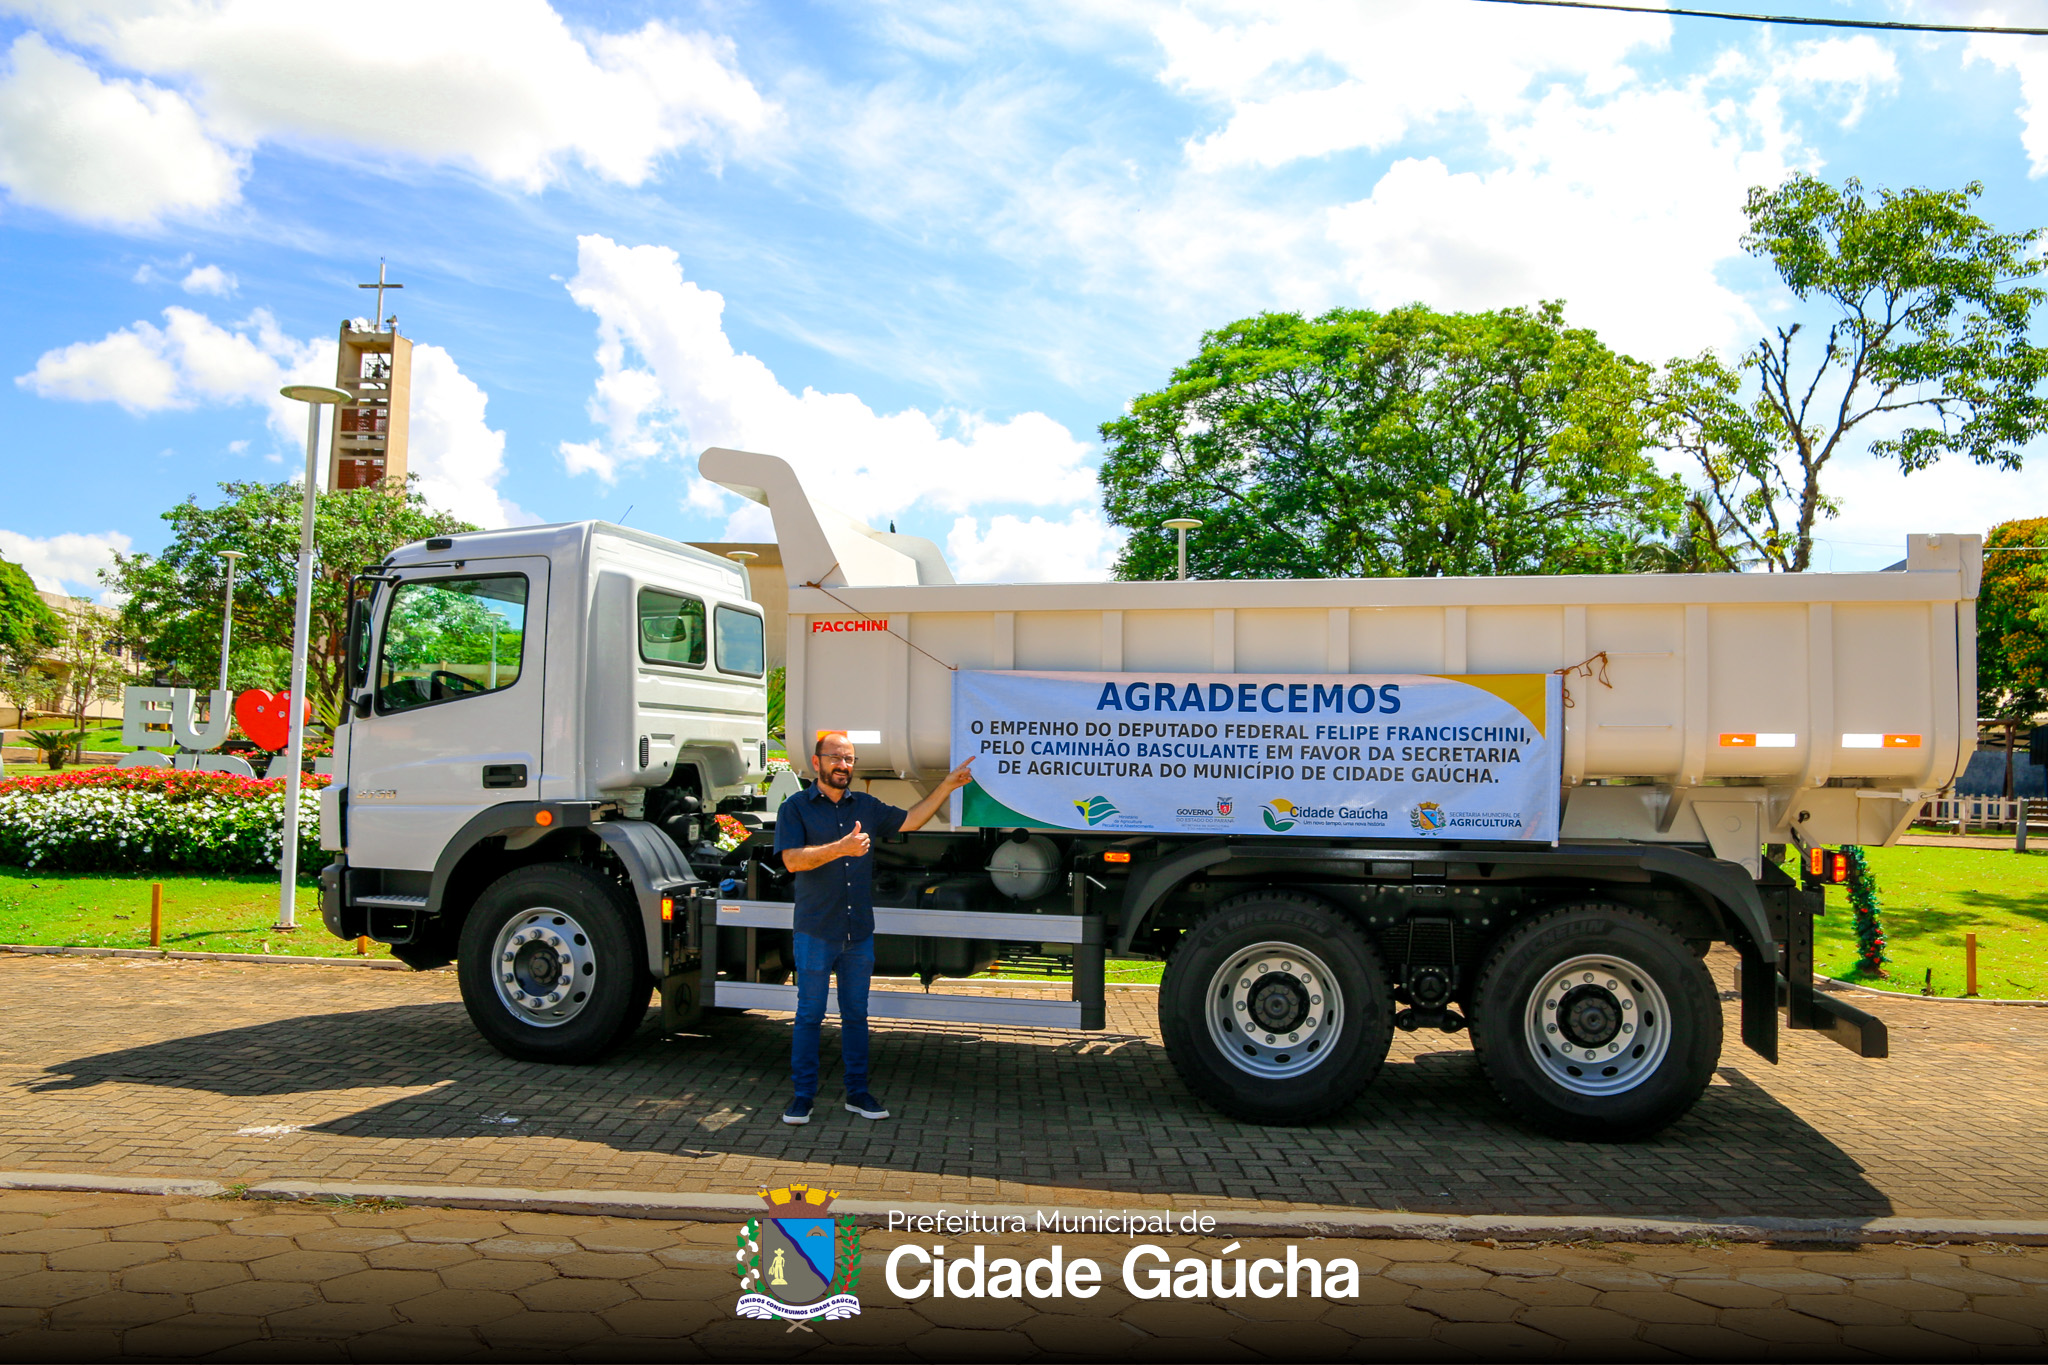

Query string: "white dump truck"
[323, 447, 1973, 1139]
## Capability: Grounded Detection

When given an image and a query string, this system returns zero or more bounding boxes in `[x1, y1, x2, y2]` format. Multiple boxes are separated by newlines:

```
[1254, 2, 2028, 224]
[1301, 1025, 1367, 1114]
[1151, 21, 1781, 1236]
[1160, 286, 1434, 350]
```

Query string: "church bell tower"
[327, 261, 412, 492]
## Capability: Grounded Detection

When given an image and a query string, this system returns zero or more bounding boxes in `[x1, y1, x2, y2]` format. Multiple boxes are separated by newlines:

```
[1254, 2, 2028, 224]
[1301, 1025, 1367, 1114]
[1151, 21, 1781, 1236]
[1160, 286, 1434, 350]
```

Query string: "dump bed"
[704, 449, 1978, 859]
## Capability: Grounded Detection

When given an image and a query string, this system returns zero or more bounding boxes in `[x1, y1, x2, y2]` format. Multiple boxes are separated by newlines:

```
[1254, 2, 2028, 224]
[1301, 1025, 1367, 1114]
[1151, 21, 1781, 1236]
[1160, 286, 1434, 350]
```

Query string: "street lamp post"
[1163, 518, 1203, 581]
[216, 550, 245, 694]
[275, 384, 351, 932]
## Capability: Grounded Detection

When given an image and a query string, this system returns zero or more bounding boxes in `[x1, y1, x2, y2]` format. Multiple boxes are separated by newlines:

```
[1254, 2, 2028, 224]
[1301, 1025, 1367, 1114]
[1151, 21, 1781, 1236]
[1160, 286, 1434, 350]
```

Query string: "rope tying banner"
[1553, 651, 1612, 710]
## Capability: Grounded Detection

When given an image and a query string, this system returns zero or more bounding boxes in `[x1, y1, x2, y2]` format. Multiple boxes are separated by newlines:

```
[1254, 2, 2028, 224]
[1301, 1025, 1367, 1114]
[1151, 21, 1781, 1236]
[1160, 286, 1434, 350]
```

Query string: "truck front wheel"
[1160, 891, 1394, 1125]
[1471, 904, 1720, 1141]
[457, 865, 650, 1063]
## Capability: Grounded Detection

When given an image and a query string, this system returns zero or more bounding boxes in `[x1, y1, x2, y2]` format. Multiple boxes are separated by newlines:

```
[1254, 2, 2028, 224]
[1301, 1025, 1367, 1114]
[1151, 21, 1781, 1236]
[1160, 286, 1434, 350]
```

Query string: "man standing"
[774, 732, 975, 1125]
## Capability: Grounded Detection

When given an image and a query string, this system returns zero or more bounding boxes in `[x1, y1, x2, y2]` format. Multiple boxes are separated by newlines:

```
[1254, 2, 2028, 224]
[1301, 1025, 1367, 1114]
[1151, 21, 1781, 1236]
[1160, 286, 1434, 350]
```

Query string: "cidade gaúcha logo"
[735, 1185, 862, 1324]
[1261, 798, 1298, 832]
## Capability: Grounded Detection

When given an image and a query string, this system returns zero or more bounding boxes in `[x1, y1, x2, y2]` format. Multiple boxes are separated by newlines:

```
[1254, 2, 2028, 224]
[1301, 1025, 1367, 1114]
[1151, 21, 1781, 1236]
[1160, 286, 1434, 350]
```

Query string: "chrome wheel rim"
[1523, 952, 1671, 1096]
[492, 907, 598, 1028]
[1205, 941, 1342, 1079]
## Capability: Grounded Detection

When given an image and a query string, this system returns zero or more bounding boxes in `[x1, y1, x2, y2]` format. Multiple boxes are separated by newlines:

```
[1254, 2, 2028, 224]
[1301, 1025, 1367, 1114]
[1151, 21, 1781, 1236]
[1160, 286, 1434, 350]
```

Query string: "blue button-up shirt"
[773, 783, 906, 943]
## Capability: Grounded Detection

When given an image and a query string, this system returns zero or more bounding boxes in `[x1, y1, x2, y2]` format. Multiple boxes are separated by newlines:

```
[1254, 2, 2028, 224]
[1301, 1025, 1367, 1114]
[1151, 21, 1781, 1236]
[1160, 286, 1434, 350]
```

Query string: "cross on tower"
[357, 260, 404, 331]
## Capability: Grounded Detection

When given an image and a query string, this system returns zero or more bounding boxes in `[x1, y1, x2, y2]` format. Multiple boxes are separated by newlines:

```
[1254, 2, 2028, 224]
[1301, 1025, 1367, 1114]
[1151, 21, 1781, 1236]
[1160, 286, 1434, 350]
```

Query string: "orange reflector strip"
[660, 897, 674, 922]
[1884, 734, 1922, 748]
[1808, 847, 1825, 877]
[1103, 850, 1132, 864]
[534, 809, 554, 826]
[1719, 734, 1755, 747]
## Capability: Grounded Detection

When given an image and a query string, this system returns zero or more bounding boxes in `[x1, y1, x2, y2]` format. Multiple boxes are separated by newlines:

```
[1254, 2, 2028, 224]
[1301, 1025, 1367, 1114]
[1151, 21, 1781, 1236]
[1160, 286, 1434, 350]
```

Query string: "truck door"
[348, 559, 548, 871]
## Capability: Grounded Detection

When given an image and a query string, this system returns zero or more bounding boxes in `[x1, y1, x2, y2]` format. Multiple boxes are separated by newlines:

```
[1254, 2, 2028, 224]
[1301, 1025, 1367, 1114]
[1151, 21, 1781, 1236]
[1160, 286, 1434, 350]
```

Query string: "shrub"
[19, 728, 85, 769]
[0, 766, 328, 874]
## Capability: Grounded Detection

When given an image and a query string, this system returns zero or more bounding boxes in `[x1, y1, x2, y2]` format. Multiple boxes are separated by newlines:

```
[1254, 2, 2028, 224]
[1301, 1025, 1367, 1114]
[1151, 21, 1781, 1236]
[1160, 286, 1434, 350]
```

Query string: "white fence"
[1918, 795, 2048, 837]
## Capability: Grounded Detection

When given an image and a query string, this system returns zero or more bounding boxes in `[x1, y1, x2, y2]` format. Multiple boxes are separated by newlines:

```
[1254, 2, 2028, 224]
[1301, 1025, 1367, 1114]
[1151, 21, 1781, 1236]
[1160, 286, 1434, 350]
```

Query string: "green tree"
[1098, 302, 1684, 581]
[1978, 518, 2048, 721]
[103, 477, 474, 712]
[0, 559, 60, 671]
[1662, 175, 2048, 572]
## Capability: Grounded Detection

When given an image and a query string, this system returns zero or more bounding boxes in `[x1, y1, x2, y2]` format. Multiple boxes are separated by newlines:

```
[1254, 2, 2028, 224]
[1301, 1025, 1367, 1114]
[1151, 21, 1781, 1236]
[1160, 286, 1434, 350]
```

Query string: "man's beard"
[820, 766, 852, 789]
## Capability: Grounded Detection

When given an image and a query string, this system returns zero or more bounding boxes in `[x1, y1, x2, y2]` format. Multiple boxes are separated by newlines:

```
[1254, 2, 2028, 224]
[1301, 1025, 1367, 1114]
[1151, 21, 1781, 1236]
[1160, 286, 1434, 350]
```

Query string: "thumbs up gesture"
[839, 820, 871, 858]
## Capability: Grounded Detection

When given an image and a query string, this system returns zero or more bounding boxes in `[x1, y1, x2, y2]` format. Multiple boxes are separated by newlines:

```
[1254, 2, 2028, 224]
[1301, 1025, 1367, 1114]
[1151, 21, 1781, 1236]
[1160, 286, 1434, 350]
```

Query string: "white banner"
[951, 671, 1561, 843]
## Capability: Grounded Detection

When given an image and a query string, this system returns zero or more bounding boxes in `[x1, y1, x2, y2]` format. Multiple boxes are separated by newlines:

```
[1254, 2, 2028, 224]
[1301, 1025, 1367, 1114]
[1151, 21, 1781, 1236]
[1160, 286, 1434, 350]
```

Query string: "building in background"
[1, 593, 132, 731]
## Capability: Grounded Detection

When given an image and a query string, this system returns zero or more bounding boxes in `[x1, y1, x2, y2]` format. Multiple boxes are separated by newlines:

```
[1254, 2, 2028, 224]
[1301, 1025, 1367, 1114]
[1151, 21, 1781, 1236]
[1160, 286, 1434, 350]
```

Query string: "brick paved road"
[3, 1189, 2047, 1361]
[1, 952, 2045, 1220]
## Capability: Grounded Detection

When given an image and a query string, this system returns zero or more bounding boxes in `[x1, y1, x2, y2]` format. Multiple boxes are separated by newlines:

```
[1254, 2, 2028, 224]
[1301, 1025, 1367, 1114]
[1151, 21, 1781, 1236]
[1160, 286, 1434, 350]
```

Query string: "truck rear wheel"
[1471, 904, 1720, 1141]
[457, 864, 650, 1063]
[1160, 891, 1393, 1125]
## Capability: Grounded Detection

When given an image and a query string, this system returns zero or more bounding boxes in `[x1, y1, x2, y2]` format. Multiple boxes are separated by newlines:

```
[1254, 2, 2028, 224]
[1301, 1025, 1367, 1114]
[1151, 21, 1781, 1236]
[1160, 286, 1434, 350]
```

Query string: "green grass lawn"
[0, 868, 382, 958]
[1812, 844, 2047, 998]
[4, 844, 2036, 993]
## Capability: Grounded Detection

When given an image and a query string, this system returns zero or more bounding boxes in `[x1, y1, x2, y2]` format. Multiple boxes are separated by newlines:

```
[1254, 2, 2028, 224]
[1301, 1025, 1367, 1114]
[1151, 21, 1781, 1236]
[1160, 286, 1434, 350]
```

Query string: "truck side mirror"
[352, 691, 373, 720]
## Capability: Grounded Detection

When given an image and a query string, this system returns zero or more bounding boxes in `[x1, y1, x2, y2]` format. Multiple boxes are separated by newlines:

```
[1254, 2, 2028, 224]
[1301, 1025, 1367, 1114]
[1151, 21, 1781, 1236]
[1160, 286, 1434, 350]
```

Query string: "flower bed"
[0, 766, 328, 874]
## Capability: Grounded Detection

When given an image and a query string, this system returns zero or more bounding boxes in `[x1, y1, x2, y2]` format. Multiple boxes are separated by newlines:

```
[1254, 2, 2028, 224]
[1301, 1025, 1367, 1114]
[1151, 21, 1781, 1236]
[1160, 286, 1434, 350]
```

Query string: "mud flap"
[1739, 942, 1779, 1064]
[660, 974, 701, 1031]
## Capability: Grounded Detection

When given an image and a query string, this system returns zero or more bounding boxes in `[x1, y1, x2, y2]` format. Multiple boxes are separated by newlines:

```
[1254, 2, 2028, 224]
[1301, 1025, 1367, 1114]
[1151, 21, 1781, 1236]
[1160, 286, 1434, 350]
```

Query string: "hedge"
[0, 767, 328, 874]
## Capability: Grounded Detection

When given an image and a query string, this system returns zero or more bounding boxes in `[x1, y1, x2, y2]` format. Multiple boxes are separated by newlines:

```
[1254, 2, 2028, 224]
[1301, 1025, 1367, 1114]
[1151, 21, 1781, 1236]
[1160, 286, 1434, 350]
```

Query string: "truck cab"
[322, 520, 767, 1059]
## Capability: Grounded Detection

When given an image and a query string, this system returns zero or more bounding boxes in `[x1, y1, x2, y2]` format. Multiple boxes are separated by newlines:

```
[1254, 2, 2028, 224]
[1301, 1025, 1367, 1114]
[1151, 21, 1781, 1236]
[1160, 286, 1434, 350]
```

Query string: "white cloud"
[0, 1, 772, 225]
[946, 509, 1120, 582]
[1969, 25, 2048, 177]
[15, 305, 321, 424]
[0, 32, 242, 225]
[1324, 81, 1803, 359]
[773, 1, 1849, 377]
[406, 343, 523, 529]
[180, 264, 236, 296]
[0, 528, 132, 596]
[1160, 0, 1664, 172]
[1771, 37, 1899, 129]
[1810, 449, 2048, 572]
[15, 308, 528, 528]
[560, 235, 1099, 532]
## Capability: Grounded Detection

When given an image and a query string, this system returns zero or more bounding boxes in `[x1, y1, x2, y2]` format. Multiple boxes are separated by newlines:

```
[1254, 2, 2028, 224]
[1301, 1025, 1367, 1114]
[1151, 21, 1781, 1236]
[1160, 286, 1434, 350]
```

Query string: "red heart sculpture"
[234, 689, 308, 751]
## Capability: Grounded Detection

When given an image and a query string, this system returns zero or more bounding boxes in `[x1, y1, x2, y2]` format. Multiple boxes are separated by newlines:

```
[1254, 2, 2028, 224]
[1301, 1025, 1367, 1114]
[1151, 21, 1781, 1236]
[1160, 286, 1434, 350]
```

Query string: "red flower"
[0, 765, 330, 799]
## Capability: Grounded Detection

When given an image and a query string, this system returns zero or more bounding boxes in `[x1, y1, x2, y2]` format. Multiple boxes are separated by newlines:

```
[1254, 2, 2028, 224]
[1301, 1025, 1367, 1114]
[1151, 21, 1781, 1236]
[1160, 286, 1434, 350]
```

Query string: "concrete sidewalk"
[2, 953, 2045, 1222]
[2, 1187, 2046, 1361]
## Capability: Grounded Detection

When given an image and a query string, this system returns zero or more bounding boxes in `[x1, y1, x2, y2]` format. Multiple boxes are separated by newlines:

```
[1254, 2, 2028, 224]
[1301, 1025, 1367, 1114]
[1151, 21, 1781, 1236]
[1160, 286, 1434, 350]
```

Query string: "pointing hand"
[941, 755, 976, 793]
[842, 820, 870, 858]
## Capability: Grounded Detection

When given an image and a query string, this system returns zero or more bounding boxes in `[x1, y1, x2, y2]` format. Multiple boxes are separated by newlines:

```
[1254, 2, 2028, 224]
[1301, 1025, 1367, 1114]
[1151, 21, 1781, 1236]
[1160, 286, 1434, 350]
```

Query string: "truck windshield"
[377, 575, 528, 713]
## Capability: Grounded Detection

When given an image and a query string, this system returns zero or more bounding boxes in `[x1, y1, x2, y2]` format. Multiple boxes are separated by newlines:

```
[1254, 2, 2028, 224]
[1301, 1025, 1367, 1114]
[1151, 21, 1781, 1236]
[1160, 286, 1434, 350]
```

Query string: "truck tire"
[1471, 903, 1720, 1141]
[1160, 891, 1394, 1125]
[457, 864, 650, 1064]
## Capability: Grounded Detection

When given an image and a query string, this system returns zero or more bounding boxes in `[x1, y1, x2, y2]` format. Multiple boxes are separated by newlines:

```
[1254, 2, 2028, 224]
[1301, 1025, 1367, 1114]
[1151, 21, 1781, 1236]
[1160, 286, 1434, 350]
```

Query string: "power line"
[1466, 0, 2048, 37]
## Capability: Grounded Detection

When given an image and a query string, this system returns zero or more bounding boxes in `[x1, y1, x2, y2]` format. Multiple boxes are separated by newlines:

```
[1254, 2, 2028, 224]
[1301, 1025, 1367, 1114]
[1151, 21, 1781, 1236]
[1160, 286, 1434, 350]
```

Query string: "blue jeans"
[791, 932, 874, 1100]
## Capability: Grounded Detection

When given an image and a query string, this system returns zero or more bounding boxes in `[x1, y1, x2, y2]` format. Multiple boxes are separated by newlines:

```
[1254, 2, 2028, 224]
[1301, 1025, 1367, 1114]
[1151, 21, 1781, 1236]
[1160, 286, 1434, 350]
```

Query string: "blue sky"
[3, 0, 2047, 595]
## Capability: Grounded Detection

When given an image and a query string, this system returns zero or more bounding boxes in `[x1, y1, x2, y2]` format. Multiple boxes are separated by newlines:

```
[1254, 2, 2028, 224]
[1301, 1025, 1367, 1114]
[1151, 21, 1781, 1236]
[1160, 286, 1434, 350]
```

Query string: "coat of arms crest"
[734, 1184, 862, 1323]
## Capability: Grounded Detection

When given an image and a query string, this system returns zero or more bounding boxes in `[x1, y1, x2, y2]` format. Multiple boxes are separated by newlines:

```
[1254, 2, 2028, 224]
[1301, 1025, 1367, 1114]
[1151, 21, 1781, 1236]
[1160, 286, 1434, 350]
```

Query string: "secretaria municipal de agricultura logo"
[1409, 801, 1447, 833]
[735, 1184, 862, 1324]
[1073, 795, 1121, 826]
[1261, 798, 1298, 832]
